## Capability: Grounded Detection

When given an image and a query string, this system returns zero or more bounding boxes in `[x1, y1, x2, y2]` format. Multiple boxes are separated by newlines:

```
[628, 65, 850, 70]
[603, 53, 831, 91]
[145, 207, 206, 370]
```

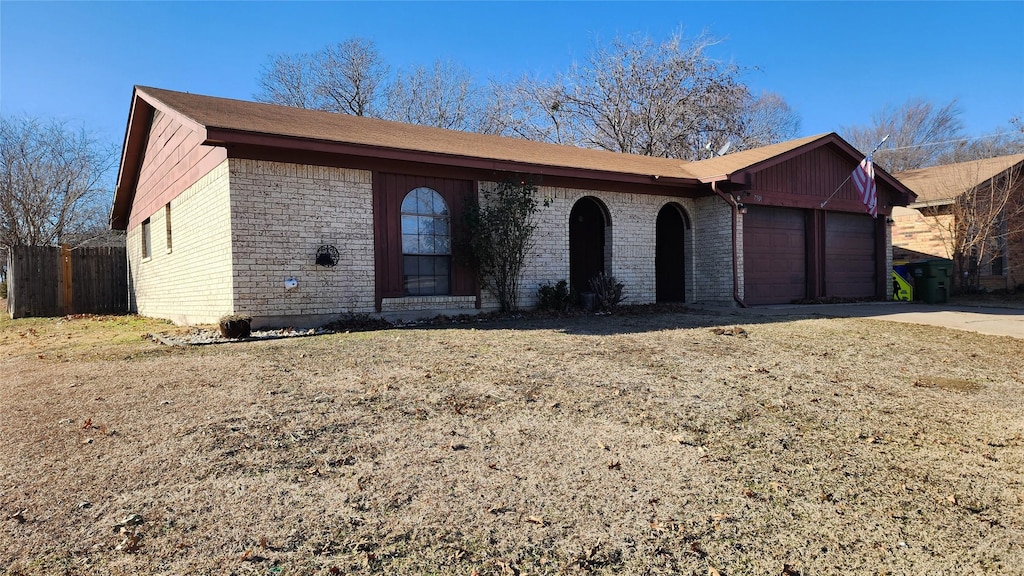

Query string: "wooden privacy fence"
[6, 245, 128, 318]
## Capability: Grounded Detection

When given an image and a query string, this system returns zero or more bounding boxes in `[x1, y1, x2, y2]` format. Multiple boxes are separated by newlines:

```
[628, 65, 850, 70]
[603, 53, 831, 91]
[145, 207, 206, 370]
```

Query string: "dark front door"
[656, 205, 686, 302]
[569, 198, 605, 293]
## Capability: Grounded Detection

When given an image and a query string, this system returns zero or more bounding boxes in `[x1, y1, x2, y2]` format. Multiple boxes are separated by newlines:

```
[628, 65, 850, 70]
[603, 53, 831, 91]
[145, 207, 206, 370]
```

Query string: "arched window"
[401, 187, 451, 295]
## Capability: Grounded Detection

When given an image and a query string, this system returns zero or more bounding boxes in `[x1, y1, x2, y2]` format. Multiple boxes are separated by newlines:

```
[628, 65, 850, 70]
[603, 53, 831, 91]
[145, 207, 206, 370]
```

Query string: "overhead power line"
[881, 131, 1019, 152]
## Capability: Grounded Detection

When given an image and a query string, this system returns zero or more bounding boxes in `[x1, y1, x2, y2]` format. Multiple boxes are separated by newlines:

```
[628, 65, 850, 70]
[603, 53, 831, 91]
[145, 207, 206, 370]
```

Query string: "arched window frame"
[400, 187, 451, 295]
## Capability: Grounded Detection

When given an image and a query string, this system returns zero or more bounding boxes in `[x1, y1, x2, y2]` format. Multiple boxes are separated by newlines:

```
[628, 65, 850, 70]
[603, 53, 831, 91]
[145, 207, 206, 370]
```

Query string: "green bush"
[0, 280, 7, 299]
[465, 177, 545, 313]
[537, 280, 572, 312]
[589, 273, 625, 311]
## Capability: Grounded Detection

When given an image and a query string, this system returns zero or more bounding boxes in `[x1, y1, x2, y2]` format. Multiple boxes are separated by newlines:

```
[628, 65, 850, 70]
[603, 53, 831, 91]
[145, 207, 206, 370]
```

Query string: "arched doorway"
[656, 204, 687, 302]
[569, 197, 607, 293]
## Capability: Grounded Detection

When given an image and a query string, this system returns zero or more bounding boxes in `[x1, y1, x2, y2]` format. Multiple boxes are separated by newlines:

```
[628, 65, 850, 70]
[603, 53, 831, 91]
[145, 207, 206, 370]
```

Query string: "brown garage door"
[744, 206, 806, 305]
[826, 212, 876, 298]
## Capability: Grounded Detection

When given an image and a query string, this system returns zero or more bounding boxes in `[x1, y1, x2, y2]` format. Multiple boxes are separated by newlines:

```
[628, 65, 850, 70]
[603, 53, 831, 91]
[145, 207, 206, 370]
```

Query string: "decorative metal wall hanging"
[315, 245, 339, 267]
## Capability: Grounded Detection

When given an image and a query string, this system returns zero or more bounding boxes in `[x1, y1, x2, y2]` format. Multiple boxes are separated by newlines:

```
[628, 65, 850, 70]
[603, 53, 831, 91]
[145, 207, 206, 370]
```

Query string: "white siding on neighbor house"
[127, 159, 235, 324]
[479, 184, 726, 311]
[228, 159, 376, 327]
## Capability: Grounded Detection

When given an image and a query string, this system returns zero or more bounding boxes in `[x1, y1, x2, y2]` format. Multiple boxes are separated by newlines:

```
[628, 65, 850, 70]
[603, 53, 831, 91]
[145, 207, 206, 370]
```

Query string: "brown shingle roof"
[137, 86, 698, 181]
[112, 86, 916, 229]
[896, 154, 1024, 205]
[681, 134, 828, 182]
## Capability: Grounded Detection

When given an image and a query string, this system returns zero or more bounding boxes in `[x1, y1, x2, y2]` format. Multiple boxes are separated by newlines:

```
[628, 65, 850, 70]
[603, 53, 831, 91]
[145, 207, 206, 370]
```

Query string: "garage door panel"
[826, 212, 876, 298]
[744, 207, 806, 305]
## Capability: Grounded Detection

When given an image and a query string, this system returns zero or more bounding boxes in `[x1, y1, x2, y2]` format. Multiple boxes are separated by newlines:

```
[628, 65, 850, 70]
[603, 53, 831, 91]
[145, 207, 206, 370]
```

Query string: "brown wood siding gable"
[740, 145, 897, 216]
[127, 109, 227, 230]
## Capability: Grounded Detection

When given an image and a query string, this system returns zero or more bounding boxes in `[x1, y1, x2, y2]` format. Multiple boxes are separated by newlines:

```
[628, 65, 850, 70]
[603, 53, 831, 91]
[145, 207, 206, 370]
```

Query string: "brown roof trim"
[110, 89, 152, 230]
[207, 128, 701, 190]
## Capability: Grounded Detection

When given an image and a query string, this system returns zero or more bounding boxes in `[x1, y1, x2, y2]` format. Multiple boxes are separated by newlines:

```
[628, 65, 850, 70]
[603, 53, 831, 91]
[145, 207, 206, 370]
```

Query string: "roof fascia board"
[110, 90, 154, 230]
[206, 128, 703, 189]
[909, 198, 954, 209]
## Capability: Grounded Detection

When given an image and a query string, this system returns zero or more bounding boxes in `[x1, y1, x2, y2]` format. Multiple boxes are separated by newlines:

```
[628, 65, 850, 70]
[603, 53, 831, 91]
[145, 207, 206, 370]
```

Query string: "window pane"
[401, 194, 418, 213]
[419, 256, 434, 276]
[435, 236, 451, 255]
[402, 234, 418, 253]
[419, 235, 435, 254]
[418, 216, 435, 235]
[435, 274, 450, 294]
[401, 215, 417, 235]
[435, 257, 450, 275]
[404, 255, 419, 275]
[433, 193, 448, 215]
[418, 190, 433, 214]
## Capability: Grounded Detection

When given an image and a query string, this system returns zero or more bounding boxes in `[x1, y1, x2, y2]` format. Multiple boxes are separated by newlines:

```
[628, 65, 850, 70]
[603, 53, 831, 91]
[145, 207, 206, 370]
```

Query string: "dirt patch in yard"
[2, 309, 1024, 575]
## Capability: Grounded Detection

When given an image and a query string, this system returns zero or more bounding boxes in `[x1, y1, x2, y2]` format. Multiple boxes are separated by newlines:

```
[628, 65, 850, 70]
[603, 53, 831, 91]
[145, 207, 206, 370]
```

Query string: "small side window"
[142, 218, 152, 259]
[165, 204, 172, 253]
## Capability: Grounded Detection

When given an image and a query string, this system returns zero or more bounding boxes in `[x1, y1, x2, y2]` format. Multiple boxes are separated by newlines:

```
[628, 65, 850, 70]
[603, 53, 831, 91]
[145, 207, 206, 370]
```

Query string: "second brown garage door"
[825, 212, 876, 298]
[744, 206, 806, 305]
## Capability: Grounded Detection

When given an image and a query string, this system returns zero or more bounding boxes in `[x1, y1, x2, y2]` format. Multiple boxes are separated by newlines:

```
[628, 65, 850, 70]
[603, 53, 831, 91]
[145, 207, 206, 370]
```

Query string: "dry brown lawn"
[2, 305, 1024, 575]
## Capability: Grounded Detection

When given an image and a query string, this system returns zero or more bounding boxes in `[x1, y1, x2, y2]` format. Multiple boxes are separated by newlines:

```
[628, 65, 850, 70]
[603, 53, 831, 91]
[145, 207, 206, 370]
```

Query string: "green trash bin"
[908, 259, 952, 304]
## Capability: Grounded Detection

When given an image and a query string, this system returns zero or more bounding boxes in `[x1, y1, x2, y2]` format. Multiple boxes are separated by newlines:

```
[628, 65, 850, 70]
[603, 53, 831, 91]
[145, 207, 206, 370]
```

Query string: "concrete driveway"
[697, 302, 1024, 339]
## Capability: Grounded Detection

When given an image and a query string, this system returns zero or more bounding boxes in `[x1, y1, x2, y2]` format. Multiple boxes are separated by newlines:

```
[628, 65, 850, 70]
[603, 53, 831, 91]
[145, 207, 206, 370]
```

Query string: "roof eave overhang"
[908, 197, 955, 209]
[203, 127, 704, 190]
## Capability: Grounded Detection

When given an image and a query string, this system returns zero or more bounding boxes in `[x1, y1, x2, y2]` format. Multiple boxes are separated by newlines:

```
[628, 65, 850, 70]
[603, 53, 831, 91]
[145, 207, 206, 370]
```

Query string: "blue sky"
[2, 1, 1022, 159]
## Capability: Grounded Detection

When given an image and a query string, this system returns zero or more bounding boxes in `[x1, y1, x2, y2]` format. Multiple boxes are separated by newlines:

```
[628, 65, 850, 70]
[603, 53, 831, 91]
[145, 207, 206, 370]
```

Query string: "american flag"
[852, 157, 877, 217]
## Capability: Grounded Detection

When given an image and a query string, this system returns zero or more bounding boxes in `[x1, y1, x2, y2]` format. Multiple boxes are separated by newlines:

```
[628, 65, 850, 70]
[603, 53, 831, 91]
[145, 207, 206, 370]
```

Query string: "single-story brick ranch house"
[892, 153, 1024, 291]
[110, 86, 915, 327]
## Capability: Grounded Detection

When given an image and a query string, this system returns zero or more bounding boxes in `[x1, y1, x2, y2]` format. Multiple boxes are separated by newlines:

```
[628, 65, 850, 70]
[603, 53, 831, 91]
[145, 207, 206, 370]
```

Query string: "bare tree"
[478, 76, 582, 145]
[256, 52, 319, 109]
[513, 32, 799, 160]
[384, 60, 480, 131]
[843, 99, 965, 173]
[256, 38, 388, 116]
[734, 90, 801, 150]
[553, 32, 746, 158]
[312, 39, 389, 116]
[939, 120, 1024, 164]
[916, 160, 1024, 291]
[0, 116, 114, 251]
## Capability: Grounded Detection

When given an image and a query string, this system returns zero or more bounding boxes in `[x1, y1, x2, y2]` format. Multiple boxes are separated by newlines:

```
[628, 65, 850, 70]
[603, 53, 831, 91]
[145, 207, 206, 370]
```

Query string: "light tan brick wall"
[478, 184, 718, 310]
[228, 159, 376, 327]
[127, 160, 235, 324]
[891, 206, 954, 259]
[693, 195, 737, 303]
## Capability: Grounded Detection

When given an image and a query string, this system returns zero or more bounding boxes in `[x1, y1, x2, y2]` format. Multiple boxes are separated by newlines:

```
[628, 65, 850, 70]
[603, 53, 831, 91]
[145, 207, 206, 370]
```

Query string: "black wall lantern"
[316, 245, 339, 267]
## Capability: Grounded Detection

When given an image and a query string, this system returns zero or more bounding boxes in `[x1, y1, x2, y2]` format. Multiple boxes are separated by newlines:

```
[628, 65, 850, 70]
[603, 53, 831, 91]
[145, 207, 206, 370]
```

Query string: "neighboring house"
[893, 154, 1024, 291]
[110, 87, 914, 327]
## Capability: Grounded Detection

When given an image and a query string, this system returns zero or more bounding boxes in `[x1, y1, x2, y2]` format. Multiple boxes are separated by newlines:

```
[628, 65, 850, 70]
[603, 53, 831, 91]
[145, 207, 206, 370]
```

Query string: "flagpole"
[820, 134, 890, 209]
